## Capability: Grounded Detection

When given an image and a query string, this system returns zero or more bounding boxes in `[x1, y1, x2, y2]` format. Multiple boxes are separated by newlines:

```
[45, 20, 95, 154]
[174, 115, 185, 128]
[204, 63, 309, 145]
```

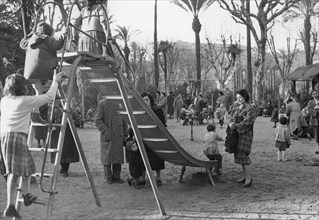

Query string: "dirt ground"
[0, 116, 319, 220]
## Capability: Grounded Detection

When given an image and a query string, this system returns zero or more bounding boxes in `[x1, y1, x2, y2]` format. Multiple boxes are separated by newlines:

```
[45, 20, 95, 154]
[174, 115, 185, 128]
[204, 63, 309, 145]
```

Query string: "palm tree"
[283, 0, 319, 91]
[114, 25, 140, 82]
[171, 0, 215, 94]
[154, 0, 159, 89]
[158, 40, 173, 93]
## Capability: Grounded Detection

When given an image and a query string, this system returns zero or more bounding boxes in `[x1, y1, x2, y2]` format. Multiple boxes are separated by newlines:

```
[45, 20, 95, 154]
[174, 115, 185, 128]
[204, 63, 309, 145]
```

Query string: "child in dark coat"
[20, 21, 65, 124]
[125, 127, 145, 189]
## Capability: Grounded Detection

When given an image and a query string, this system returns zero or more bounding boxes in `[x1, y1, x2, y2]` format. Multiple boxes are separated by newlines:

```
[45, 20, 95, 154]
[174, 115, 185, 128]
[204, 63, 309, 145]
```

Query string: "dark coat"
[95, 99, 127, 165]
[50, 108, 79, 164]
[21, 33, 64, 80]
[167, 94, 175, 115]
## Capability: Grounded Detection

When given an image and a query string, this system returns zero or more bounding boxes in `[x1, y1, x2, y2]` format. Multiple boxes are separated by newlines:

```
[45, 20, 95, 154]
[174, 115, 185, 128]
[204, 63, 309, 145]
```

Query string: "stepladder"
[14, 76, 101, 219]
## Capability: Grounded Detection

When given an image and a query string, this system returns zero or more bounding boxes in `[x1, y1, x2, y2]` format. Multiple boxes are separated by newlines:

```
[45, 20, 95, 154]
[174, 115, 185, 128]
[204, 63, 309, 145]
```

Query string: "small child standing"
[0, 72, 64, 218]
[125, 127, 145, 189]
[275, 116, 291, 161]
[203, 124, 224, 175]
[215, 103, 227, 129]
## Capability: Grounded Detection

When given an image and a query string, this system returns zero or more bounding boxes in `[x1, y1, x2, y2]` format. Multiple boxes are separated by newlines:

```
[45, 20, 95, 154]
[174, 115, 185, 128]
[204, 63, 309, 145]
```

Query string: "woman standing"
[140, 93, 166, 186]
[228, 89, 256, 187]
[157, 92, 168, 123]
[173, 93, 184, 122]
[286, 97, 308, 140]
[307, 90, 319, 154]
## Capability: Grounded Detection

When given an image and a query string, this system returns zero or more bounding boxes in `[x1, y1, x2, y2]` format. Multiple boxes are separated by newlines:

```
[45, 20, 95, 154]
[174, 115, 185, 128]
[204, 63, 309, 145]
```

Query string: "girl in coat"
[274, 117, 291, 161]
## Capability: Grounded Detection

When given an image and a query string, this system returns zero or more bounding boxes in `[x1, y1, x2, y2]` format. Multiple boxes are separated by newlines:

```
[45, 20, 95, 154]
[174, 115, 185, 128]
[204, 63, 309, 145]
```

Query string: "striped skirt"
[1, 132, 36, 176]
[234, 150, 251, 165]
[77, 30, 106, 55]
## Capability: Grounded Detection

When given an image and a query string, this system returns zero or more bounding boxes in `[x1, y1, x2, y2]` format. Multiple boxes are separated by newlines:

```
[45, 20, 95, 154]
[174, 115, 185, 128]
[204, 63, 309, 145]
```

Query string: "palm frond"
[170, 0, 193, 13]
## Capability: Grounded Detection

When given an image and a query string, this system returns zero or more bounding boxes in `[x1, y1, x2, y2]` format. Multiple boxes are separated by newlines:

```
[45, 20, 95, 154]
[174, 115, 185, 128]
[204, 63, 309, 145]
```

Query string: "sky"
[107, 0, 315, 50]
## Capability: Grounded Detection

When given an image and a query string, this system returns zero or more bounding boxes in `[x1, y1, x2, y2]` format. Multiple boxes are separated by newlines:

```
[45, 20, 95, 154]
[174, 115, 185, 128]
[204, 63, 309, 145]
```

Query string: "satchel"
[225, 126, 239, 154]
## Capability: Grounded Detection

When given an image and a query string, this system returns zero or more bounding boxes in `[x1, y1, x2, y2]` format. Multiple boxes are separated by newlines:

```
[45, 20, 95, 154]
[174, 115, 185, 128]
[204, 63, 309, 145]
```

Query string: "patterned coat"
[95, 99, 127, 165]
[229, 103, 256, 154]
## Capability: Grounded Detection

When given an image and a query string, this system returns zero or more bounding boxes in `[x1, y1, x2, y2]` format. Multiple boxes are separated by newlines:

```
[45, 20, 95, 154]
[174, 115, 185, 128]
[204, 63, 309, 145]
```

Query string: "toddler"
[20, 21, 65, 124]
[275, 116, 291, 161]
[203, 124, 223, 175]
[215, 103, 227, 128]
[125, 127, 145, 189]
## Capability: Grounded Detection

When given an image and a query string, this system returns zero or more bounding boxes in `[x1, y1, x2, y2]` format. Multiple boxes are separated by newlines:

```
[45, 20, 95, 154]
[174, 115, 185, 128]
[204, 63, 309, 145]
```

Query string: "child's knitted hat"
[36, 21, 53, 36]
[279, 116, 288, 125]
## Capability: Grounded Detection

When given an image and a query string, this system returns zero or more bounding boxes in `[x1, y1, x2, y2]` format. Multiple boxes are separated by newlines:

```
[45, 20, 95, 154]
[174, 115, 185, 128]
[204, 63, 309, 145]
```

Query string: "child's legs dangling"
[6, 174, 19, 206]
[32, 80, 43, 113]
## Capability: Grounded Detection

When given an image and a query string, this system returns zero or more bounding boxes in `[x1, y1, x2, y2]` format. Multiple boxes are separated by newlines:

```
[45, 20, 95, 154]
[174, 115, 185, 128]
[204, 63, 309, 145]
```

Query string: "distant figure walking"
[173, 94, 184, 122]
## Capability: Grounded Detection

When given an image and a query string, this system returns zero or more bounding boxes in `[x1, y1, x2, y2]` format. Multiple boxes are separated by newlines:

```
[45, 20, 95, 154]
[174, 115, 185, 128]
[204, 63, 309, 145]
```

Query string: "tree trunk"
[192, 16, 201, 94]
[124, 44, 131, 81]
[246, 0, 253, 100]
[154, 0, 159, 89]
[304, 15, 312, 92]
[163, 52, 167, 94]
[255, 39, 267, 104]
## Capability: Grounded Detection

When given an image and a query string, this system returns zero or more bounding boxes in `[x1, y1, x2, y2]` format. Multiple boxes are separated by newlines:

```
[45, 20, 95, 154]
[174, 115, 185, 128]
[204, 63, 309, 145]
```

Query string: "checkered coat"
[229, 103, 256, 154]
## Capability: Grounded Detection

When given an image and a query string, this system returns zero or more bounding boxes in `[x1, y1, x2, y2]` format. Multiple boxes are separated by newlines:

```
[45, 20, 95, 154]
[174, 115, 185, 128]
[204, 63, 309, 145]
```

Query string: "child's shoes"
[3, 205, 21, 219]
[23, 193, 37, 206]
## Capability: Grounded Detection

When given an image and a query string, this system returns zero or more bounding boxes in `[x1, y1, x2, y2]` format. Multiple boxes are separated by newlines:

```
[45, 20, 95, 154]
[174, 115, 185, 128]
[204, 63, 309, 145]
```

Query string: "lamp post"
[190, 115, 194, 141]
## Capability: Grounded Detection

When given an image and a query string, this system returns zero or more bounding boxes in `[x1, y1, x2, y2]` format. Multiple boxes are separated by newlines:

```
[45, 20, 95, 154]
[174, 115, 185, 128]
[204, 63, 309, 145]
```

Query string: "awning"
[286, 63, 319, 80]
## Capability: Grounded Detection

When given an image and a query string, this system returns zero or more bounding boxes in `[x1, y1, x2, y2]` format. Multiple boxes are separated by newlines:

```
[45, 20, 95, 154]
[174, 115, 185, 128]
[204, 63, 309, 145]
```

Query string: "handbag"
[225, 126, 239, 154]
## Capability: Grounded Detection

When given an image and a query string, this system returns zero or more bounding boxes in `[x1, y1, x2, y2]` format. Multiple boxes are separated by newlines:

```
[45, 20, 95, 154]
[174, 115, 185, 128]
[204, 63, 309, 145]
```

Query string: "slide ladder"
[15, 72, 101, 219]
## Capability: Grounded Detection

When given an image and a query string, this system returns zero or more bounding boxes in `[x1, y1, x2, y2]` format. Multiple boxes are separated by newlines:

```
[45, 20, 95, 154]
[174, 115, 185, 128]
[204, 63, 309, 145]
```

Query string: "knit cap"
[36, 21, 53, 36]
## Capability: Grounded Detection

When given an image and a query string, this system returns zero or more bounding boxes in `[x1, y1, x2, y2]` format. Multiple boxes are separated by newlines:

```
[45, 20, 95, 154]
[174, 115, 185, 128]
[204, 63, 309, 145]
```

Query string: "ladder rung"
[57, 51, 78, 58]
[137, 125, 157, 129]
[32, 173, 53, 178]
[29, 148, 59, 153]
[17, 198, 46, 206]
[104, 95, 133, 99]
[31, 122, 63, 127]
[118, 111, 145, 115]
[89, 78, 117, 83]
[154, 150, 178, 154]
[143, 138, 168, 142]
